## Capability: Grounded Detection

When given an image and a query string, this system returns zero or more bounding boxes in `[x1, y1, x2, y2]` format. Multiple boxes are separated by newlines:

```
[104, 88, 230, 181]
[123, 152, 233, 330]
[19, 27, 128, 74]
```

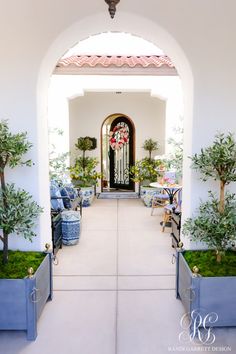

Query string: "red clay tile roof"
[57, 55, 175, 69]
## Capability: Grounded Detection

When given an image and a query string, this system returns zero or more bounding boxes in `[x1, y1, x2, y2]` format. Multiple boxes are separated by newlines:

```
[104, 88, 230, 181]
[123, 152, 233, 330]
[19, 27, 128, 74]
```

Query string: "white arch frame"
[37, 11, 194, 248]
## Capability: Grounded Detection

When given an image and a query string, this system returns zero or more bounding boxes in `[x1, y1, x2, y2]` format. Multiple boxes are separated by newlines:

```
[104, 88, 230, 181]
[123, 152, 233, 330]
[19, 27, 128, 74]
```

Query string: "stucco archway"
[37, 11, 194, 249]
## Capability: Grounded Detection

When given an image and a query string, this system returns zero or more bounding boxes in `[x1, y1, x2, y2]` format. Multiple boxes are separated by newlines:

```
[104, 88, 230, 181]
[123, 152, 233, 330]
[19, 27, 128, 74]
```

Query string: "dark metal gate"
[109, 116, 134, 190]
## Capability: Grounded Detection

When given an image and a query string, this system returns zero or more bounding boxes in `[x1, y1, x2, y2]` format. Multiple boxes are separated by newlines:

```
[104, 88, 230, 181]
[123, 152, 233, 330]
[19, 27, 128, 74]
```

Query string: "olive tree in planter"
[130, 138, 161, 207]
[176, 132, 236, 331]
[0, 120, 53, 340]
[70, 137, 101, 207]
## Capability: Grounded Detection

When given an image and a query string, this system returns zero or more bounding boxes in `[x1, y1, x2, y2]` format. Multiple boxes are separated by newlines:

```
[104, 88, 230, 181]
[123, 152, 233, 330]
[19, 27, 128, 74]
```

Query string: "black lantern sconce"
[105, 0, 120, 19]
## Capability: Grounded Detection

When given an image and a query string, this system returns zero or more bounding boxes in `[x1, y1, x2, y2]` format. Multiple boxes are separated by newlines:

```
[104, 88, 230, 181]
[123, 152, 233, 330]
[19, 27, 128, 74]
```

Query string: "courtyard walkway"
[0, 199, 235, 353]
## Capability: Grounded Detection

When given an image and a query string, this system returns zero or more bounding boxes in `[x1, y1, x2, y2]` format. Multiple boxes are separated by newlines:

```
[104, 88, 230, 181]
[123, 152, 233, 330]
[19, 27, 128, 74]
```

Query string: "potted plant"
[130, 138, 161, 207]
[167, 122, 183, 182]
[0, 120, 53, 340]
[70, 137, 101, 207]
[176, 132, 236, 331]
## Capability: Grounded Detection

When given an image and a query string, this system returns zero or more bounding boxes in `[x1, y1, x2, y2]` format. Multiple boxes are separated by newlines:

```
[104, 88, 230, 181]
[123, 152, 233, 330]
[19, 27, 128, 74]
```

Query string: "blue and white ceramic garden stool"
[61, 210, 81, 245]
[80, 186, 95, 207]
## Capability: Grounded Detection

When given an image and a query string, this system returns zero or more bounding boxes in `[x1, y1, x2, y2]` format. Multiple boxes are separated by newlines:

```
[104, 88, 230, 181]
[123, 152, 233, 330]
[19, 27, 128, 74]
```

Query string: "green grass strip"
[184, 250, 236, 277]
[0, 251, 46, 279]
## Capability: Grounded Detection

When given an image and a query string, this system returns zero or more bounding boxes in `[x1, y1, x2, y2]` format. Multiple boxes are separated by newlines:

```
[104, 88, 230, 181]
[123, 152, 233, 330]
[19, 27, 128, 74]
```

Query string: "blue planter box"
[0, 253, 53, 340]
[176, 251, 236, 330]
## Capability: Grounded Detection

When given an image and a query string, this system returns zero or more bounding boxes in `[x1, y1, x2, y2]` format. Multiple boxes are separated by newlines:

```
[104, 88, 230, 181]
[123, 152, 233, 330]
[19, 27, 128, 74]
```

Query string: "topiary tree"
[130, 139, 161, 194]
[183, 133, 236, 262]
[0, 120, 42, 265]
[142, 138, 159, 160]
[75, 137, 96, 160]
[70, 137, 101, 187]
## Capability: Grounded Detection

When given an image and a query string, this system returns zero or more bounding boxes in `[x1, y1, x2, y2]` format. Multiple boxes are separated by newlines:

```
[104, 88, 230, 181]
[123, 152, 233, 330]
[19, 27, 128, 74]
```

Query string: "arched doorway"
[101, 114, 135, 192]
[37, 12, 194, 248]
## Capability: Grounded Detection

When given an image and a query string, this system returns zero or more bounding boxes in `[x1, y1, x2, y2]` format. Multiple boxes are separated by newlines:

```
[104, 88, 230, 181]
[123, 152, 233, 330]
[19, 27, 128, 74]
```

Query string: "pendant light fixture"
[105, 0, 120, 19]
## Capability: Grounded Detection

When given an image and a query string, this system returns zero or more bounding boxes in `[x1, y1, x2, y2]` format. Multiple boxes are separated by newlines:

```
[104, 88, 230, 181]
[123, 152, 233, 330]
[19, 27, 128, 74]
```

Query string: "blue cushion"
[51, 180, 59, 187]
[64, 185, 78, 200]
[50, 183, 65, 211]
[164, 204, 175, 211]
[154, 193, 169, 200]
[164, 203, 181, 213]
[60, 187, 72, 209]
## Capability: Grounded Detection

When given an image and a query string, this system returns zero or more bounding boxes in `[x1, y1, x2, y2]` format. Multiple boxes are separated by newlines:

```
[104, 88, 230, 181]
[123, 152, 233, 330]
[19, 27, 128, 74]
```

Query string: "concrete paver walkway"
[0, 199, 235, 353]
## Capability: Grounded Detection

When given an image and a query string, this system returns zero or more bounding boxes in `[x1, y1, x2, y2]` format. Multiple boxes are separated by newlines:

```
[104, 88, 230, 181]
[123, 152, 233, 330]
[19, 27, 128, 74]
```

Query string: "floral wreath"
[109, 124, 129, 150]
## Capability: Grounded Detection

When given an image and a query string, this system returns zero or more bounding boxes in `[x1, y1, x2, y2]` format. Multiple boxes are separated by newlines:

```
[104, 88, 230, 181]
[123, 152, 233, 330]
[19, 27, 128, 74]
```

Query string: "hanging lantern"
[104, 0, 120, 19]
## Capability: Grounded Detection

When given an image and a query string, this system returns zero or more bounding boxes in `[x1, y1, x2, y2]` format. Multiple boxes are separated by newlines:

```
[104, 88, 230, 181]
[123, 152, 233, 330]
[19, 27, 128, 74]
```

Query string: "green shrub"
[183, 133, 236, 262]
[0, 120, 42, 264]
[184, 250, 236, 277]
[70, 136, 101, 187]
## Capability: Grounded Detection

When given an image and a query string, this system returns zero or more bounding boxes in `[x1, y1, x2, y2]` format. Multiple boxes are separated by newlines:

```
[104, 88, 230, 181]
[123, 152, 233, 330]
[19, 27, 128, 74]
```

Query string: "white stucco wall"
[69, 92, 166, 157]
[1, 1, 236, 250]
[48, 75, 182, 157]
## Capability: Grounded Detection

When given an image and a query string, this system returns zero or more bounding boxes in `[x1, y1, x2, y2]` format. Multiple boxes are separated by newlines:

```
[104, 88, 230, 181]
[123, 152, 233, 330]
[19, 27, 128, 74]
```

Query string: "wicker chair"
[162, 189, 182, 232]
[151, 191, 169, 215]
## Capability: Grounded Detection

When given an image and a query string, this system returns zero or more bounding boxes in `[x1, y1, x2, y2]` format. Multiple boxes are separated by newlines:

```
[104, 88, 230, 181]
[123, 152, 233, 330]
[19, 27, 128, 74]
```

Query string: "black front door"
[109, 116, 134, 190]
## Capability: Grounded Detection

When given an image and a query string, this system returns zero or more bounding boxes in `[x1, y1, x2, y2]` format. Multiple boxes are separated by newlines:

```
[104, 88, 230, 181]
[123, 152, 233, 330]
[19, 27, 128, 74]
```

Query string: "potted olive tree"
[130, 138, 161, 207]
[70, 137, 101, 207]
[0, 120, 53, 340]
[176, 132, 236, 330]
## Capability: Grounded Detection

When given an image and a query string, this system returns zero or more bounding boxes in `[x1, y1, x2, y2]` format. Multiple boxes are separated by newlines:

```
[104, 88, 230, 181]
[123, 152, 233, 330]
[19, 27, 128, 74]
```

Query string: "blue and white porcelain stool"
[80, 186, 95, 207]
[61, 210, 81, 245]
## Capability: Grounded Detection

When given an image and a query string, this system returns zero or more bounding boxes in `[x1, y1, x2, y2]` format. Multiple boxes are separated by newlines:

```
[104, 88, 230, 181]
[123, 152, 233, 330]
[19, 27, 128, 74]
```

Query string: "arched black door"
[109, 116, 134, 190]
